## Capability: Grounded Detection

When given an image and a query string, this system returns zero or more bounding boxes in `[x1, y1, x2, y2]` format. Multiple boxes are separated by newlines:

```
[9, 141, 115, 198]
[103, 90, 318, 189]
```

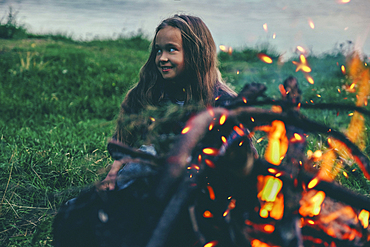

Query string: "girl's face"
[155, 26, 185, 83]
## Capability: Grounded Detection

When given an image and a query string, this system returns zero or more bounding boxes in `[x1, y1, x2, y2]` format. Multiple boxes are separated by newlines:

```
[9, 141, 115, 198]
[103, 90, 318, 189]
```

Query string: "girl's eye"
[169, 48, 176, 52]
[156, 48, 162, 54]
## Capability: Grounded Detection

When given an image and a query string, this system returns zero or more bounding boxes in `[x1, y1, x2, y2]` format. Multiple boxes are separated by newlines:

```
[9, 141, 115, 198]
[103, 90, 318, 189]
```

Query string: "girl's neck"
[166, 82, 187, 101]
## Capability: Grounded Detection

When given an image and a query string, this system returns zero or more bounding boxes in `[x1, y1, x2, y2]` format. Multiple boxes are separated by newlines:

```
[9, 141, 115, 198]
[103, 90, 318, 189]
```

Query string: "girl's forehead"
[155, 26, 182, 45]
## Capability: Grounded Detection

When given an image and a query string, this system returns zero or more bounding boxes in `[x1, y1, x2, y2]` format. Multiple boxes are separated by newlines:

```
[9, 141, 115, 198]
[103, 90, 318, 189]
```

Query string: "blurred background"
[1, 0, 369, 60]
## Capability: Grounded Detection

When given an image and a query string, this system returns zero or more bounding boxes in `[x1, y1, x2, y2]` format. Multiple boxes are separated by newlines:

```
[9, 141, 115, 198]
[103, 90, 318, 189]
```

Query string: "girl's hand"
[99, 159, 125, 191]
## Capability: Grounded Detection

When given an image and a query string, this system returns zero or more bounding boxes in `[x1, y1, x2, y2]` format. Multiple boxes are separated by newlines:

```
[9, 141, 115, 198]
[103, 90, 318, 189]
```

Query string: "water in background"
[1, 0, 369, 60]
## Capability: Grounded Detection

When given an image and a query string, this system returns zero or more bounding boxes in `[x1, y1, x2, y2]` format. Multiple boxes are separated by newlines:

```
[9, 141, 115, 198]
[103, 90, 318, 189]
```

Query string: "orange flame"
[359, 209, 369, 228]
[299, 191, 325, 217]
[293, 54, 311, 73]
[257, 175, 284, 220]
[264, 120, 288, 165]
[258, 53, 273, 64]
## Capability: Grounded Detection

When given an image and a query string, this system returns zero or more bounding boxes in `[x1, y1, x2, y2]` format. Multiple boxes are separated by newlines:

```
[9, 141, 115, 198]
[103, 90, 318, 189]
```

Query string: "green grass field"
[1, 15, 370, 246]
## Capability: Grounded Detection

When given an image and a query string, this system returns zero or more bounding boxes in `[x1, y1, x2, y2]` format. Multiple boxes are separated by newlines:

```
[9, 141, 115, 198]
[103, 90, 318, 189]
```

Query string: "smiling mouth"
[161, 66, 172, 72]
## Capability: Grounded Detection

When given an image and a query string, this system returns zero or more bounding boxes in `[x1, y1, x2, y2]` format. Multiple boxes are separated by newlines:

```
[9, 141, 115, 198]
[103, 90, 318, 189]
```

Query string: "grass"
[1, 13, 370, 246]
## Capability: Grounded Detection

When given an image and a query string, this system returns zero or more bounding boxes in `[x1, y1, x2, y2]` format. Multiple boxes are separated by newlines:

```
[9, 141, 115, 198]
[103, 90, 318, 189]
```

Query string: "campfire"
[54, 53, 370, 247]
[136, 53, 370, 247]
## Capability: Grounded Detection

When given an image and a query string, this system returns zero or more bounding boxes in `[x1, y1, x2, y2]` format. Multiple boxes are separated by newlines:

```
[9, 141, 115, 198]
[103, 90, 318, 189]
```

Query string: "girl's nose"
[159, 52, 169, 62]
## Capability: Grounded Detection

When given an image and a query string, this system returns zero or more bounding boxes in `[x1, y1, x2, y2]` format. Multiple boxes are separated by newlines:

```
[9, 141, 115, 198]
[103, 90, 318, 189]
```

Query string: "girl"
[103, 14, 237, 190]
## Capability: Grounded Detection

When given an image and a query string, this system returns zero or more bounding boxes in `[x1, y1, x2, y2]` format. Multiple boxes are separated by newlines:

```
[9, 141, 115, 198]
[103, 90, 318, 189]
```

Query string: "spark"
[308, 18, 315, 29]
[308, 177, 319, 189]
[204, 240, 218, 247]
[221, 136, 227, 143]
[268, 168, 278, 174]
[294, 133, 302, 141]
[203, 210, 213, 218]
[205, 159, 216, 168]
[215, 95, 220, 101]
[263, 23, 268, 32]
[251, 117, 255, 122]
[149, 117, 155, 122]
[257, 137, 264, 143]
[272, 33, 276, 39]
[208, 122, 214, 131]
[293, 54, 311, 73]
[258, 53, 273, 64]
[338, 88, 341, 93]
[219, 45, 232, 55]
[203, 148, 218, 155]
[242, 97, 247, 103]
[219, 114, 227, 125]
[239, 140, 244, 146]
[316, 94, 321, 97]
[236, 70, 239, 75]
[181, 126, 191, 134]
[297, 46, 306, 53]
[343, 171, 349, 178]
[307, 219, 315, 225]
[233, 126, 245, 136]
[207, 185, 216, 200]
[341, 65, 346, 74]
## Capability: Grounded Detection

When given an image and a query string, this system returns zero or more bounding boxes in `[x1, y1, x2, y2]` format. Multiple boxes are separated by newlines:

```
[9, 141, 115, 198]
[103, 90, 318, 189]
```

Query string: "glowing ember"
[203, 148, 219, 156]
[233, 126, 245, 136]
[203, 210, 213, 218]
[205, 159, 216, 168]
[359, 209, 369, 228]
[239, 140, 244, 146]
[268, 168, 278, 174]
[292, 55, 311, 73]
[219, 114, 227, 125]
[251, 239, 275, 247]
[308, 18, 315, 29]
[343, 171, 349, 178]
[215, 95, 221, 101]
[341, 65, 346, 74]
[219, 45, 232, 55]
[209, 122, 214, 131]
[207, 185, 216, 200]
[307, 177, 319, 189]
[251, 117, 255, 122]
[242, 97, 247, 104]
[257, 53, 273, 64]
[263, 23, 268, 32]
[257, 137, 264, 143]
[181, 126, 191, 134]
[263, 224, 275, 233]
[299, 191, 325, 217]
[221, 136, 227, 143]
[294, 133, 302, 141]
[297, 46, 306, 53]
[204, 240, 218, 247]
[150, 117, 155, 122]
